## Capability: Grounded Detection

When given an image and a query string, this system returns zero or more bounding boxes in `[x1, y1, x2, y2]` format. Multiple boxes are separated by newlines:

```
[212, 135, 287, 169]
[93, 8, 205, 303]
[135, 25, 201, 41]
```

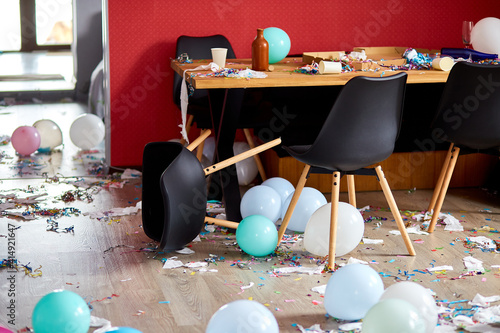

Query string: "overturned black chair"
[427, 61, 500, 232]
[276, 72, 416, 265]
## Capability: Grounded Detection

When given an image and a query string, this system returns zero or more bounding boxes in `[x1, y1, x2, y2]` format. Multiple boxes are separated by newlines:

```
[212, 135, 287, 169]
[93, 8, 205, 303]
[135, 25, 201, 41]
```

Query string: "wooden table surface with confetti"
[171, 56, 451, 90]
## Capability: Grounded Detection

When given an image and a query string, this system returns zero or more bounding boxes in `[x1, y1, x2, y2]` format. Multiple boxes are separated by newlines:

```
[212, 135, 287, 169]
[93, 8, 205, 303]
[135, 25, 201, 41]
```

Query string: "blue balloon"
[281, 187, 327, 232]
[236, 215, 278, 257]
[240, 185, 281, 222]
[107, 327, 143, 333]
[324, 264, 384, 320]
[32, 290, 91, 333]
[263, 27, 291, 63]
[206, 299, 279, 333]
[262, 177, 295, 206]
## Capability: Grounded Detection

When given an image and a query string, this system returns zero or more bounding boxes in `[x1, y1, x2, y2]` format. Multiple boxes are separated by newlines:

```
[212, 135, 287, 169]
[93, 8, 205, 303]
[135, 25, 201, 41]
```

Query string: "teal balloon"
[107, 328, 143, 333]
[32, 290, 90, 333]
[206, 299, 279, 333]
[263, 27, 291, 63]
[324, 264, 384, 320]
[362, 298, 426, 333]
[236, 215, 278, 257]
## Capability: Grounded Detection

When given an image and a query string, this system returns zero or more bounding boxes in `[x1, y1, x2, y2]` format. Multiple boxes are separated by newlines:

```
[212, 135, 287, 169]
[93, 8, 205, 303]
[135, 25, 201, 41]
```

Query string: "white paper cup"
[211, 48, 227, 69]
[432, 57, 454, 71]
[319, 60, 342, 74]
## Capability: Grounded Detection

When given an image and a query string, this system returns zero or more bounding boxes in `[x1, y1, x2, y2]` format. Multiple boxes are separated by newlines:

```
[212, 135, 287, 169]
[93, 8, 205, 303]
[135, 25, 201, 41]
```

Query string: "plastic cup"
[319, 60, 342, 74]
[432, 57, 454, 71]
[211, 48, 227, 69]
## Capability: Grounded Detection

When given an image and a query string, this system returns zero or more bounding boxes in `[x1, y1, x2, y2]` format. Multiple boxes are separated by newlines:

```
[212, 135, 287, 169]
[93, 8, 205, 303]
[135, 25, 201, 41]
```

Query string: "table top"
[171, 57, 450, 89]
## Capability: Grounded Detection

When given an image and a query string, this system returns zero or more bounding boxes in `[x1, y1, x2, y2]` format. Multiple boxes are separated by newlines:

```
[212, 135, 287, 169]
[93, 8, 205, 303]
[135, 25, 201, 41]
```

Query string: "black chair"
[426, 62, 500, 232]
[276, 72, 416, 265]
[173, 34, 268, 180]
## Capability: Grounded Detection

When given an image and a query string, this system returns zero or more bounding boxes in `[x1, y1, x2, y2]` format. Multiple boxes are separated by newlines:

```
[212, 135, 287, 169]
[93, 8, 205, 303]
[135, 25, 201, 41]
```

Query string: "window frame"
[17, 0, 71, 52]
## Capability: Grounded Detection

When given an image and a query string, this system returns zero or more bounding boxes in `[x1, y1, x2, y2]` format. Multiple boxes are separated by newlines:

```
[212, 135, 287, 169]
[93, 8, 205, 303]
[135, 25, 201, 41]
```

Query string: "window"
[0, 0, 73, 52]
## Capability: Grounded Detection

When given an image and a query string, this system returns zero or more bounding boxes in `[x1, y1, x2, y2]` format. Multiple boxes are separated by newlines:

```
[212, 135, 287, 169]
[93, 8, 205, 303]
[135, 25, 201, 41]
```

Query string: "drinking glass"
[462, 21, 474, 49]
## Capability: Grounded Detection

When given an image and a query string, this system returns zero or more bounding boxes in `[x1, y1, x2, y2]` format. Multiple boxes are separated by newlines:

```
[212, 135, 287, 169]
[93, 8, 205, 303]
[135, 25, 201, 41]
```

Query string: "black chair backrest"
[173, 35, 236, 108]
[431, 61, 500, 150]
[294, 72, 407, 171]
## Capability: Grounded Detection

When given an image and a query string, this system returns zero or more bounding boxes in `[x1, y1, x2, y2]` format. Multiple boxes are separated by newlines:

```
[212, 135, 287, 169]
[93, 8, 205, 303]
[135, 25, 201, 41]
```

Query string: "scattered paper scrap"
[273, 266, 323, 275]
[469, 294, 500, 307]
[85, 201, 142, 219]
[162, 259, 184, 269]
[184, 261, 208, 268]
[468, 236, 497, 250]
[176, 247, 195, 255]
[120, 168, 142, 179]
[427, 265, 453, 272]
[463, 256, 485, 273]
[89, 315, 113, 333]
[442, 213, 464, 231]
[311, 285, 326, 295]
[362, 238, 384, 244]
[339, 322, 363, 331]
[390, 226, 429, 235]
[347, 257, 368, 265]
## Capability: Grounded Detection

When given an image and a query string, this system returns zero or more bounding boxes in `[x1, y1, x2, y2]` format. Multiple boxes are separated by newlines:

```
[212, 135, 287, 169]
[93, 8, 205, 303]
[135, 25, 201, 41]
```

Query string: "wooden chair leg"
[347, 174, 356, 208]
[186, 129, 211, 152]
[427, 146, 460, 233]
[243, 128, 267, 181]
[428, 143, 454, 212]
[277, 164, 311, 245]
[179, 114, 194, 146]
[196, 140, 205, 161]
[375, 166, 416, 256]
[329, 172, 341, 267]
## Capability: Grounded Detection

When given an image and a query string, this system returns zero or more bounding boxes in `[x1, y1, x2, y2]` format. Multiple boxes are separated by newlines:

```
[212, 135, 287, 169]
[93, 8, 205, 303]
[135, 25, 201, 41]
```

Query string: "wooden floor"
[1, 103, 500, 332]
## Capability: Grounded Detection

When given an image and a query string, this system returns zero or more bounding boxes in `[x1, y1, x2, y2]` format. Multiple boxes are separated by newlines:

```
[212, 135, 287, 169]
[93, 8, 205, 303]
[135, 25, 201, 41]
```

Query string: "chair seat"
[283, 144, 392, 172]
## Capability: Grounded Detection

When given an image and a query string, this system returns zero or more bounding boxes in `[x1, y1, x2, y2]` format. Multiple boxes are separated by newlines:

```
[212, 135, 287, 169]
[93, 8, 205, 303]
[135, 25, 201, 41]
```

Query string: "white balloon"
[202, 136, 215, 163]
[202, 138, 258, 185]
[262, 177, 295, 205]
[471, 17, 500, 55]
[206, 299, 279, 333]
[281, 187, 327, 232]
[69, 113, 105, 150]
[380, 281, 438, 333]
[240, 185, 281, 222]
[304, 202, 364, 257]
[233, 142, 259, 186]
[33, 119, 63, 150]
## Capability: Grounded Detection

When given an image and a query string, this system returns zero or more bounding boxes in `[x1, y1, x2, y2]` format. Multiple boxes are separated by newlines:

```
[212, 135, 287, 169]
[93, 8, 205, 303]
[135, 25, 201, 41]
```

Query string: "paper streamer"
[179, 62, 220, 143]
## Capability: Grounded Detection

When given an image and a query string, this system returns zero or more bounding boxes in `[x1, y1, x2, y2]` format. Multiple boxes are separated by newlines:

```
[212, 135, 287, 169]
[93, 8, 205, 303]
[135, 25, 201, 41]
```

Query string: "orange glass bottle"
[252, 28, 269, 71]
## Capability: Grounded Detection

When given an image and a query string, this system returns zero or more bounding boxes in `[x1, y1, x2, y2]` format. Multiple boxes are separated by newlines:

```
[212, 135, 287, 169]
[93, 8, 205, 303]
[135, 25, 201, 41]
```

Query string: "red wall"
[106, 0, 500, 167]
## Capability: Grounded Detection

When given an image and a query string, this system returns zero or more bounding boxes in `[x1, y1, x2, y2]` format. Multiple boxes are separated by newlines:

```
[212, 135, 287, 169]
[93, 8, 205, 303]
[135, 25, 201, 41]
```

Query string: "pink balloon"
[0, 326, 15, 333]
[11, 126, 41, 156]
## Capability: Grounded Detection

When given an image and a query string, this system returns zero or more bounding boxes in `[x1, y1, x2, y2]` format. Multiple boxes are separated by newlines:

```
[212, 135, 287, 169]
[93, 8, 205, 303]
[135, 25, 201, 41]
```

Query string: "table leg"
[208, 88, 245, 222]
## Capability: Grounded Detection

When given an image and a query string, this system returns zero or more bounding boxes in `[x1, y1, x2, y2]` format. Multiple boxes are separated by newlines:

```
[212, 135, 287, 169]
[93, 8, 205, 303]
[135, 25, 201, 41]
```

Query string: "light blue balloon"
[281, 187, 327, 232]
[263, 27, 291, 63]
[107, 328, 143, 333]
[262, 177, 295, 206]
[236, 215, 278, 257]
[206, 299, 279, 333]
[324, 264, 384, 321]
[240, 185, 281, 222]
[32, 290, 91, 333]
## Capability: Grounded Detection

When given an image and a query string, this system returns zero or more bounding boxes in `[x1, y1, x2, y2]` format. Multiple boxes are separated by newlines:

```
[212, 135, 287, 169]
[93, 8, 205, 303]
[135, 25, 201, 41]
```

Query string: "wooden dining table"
[170, 57, 451, 222]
